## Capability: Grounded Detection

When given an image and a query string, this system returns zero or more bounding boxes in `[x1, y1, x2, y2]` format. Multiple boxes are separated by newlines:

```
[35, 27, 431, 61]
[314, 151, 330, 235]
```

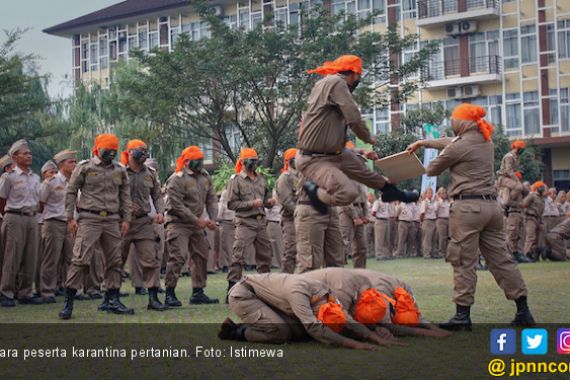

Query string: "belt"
[375, 217, 388, 220]
[5, 210, 36, 217]
[300, 150, 341, 156]
[437, 217, 449, 219]
[399, 220, 411, 223]
[45, 218, 67, 223]
[268, 220, 279, 223]
[452, 194, 497, 201]
[243, 214, 264, 220]
[298, 201, 313, 205]
[78, 208, 115, 217]
[353, 202, 365, 207]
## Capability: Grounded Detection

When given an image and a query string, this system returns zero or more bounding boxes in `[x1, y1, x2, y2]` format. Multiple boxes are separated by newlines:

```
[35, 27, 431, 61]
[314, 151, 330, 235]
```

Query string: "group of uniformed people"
[1, 54, 565, 347]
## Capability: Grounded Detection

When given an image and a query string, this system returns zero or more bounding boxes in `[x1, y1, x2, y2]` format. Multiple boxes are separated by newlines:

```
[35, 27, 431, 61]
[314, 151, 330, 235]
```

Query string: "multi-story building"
[45, 0, 570, 188]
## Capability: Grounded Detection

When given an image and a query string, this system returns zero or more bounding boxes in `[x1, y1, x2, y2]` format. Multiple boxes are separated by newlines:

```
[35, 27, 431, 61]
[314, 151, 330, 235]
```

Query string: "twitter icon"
[522, 329, 548, 355]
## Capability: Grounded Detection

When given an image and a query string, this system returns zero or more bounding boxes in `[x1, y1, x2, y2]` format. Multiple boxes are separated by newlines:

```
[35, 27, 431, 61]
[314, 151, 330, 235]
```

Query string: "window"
[289, 3, 300, 26]
[90, 43, 98, 71]
[558, 19, 570, 59]
[548, 89, 559, 130]
[138, 27, 148, 50]
[469, 31, 499, 73]
[561, 88, 570, 132]
[372, 0, 385, 24]
[171, 28, 180, 47]
[505, 93, 522, 137]
[503, 29, 519, 70]
[523, 91, 540, 135]
[223, 15, 238, 30]
[251, 11, 263, 29]
[520, 25, 537, 64]
[128, 34, 138, 50]
[357, 0, 371, 21]
[402, 0, 416, 19]
[149, 31, 159, 49]
[443, 37, 459, 76]
[488, 95, 502, 126]
[375, 107, 390, 135]
[274, 7, 288, 27]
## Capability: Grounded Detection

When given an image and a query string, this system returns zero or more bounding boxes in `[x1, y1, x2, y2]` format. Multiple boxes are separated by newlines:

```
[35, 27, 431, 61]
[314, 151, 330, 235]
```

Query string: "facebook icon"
[491, 329, 516, 355]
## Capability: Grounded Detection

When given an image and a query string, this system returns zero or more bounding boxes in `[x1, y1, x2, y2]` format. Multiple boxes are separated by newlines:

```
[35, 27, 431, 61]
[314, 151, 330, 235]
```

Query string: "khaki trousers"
[374, 218, 391, 259]
[366, 223, 375, 258]
[227, 217, 272, 283]
[267, 221, 283, 269]
[65, 217, 122, 291]
[0, 213, 38, 299]
[389, 218, 398, 251]
[339, 212, 367, 268]
[422, 219, 437, 258]
[281, 217, 297, 274]
[505, 212, 524, 253]
[395, 221, 411, 257]
[436, 218, 449, 257]
[35, 224, 43, 294]
[297, 150, 386, 206]
[165, 223, 209, 289]
[40, 219, 73, 297]
[546, 219, 569, 261]
[122, 217, 160, 289]
[411, 222, 422, 256]
[523, 215, 544, 254]
[220, 220, 235, 268]
[447, 200, 527, 306]
[295, 205, 344, 273]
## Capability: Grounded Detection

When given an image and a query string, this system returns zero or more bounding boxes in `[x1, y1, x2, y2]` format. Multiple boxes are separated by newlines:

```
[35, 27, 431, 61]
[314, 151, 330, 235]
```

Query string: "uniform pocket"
[446, 239, 462, 265]
[457, 203, 481, 213]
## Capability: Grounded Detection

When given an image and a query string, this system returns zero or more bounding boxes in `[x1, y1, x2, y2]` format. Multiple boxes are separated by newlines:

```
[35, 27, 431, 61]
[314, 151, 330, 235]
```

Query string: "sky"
[1, 0, 123, 98]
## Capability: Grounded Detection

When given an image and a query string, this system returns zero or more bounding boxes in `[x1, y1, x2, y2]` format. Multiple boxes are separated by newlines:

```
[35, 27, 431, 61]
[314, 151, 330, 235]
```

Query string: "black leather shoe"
[44, 296, 57, 304]
[106, 289, 135, 315]
[89, 292, 103, 300]
[19, 296, 45, 305]
[55, 287, 65, 297]
[513, 252, 532, 263]
[1, 298, 16, 307]
[165, 287, 182, 307]
[75, 293, 91, 301]
[157, 287, 165, 294]
[59, 288, 77, 320]
[97, 292, 111, 311]
[190, 289, 219, 305]
[302, 181, 328, 214]
[135, 287, 148, 295]
[439, 304, 472, 331]
[512, 296, 536, 327]
[147, 288, 168, 311]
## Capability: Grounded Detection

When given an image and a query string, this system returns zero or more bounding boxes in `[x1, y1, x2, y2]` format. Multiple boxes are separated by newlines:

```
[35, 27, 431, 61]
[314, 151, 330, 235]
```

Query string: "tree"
[114, 2, 438, 171]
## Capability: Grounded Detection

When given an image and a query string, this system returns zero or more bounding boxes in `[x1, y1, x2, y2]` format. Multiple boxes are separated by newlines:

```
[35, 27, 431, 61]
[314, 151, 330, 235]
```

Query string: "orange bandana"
[511, 140, 526, 150]
[281, 148, 298, 173]
[307, 55, 363, 76]
[514, 171, 523, 181]
[235, 148, 258, 173]
[391, 287, 422, 326]
[353, 288, 388, 324]
[531, 181, 546, 192]
[317, 302, 347, 334]
[451, 103, 494, 141]
[120, 139, 147, 165]
[175, 146, 205, 173]
[92, 134, 119, 157]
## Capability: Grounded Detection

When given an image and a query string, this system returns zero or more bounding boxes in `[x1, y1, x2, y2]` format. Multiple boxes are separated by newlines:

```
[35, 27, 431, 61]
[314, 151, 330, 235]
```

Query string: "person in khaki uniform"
[0, 154, 14, 286]
[265, 196, 283, 269]
[297, 55, 417, 214]
[119, 140, 167, 311]
[407, 103, 534, 329]
[395, 202, 414, 258]
[164, 146, 219, 306]
[339, 181, 369, 268]
[226, 148, 274, 296]
[38, 150, 76, 304]
[504, 172, 531, 263]
[217, 188, 235, 272]
[0, 140, 42, 307]
[275, 148, 301, 273]
[544, 215, 570, 261]
[420, 187, 438, 259]
[520, 181, 546, 262]
[435, 187, 450, 258]
[372, 196, 391, 260]
[35, 161, 57, 297]
[220, 272, 385, 350]
[410, 200, 422, 257]
[59, 134, 134, 319]
[543, 187, 560, 236]
[365, 192, 376, 258]
[497, 140, 525, 209]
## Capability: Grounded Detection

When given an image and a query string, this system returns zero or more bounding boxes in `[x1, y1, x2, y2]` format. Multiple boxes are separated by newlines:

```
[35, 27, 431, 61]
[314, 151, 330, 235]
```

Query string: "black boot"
[302, 181, 328, 215]
[439, 304, 472, 331]
[226, 281, 236, 304]
[513, 251, 532, 263]
[381, 183, 420, 203]
[512, 296, 536, 326]
[147, 287, 168, 311]
[218, 317, 247, 341]
[190, 288, 219, 305]
[97, 291, 111, 311]
[165, 287, 182, 307]
[59, 288, 77, 320]
[135, 287, 148, 295]
[106, 289, 135, 315]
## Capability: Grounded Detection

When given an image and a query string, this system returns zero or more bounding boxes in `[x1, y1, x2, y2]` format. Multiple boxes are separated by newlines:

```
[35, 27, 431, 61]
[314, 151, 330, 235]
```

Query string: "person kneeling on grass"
[218, 273, 398, 350]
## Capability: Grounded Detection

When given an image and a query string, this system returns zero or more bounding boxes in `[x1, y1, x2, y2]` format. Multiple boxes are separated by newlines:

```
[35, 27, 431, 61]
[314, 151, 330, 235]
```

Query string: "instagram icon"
[558, 329, 570, 354]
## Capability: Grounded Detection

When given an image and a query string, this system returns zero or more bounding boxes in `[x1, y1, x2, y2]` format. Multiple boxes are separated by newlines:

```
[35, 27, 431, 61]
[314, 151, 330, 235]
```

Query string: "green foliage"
[212, 161, 276, 193]
[492, 125, 543, 183]
[400, 103, 449, 134]
[373, 131, 422, 190]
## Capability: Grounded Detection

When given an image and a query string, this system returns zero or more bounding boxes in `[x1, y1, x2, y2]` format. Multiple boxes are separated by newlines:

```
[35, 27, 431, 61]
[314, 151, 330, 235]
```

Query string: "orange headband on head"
[531, 181, 546, 192]
[511, 140, 526, 150]
[175, 146, 205, 173]
[92, 134, 119, 157]
[307, 55, 363, 76]
[317, 302, 347, 334]
[120, 139, 147, 165]
[391, 287, 422, 326]
[451, 103, 494, 142]
[515, 171, 523, 181]
[281, 148, 298, 173]
[353, 288, 388, 325]
[235, 148, 258, 173]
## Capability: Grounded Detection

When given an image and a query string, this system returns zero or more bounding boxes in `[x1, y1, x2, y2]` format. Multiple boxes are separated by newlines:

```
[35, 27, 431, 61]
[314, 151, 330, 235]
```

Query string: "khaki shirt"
[165, 168, 217, 225]
[40, 172, 69, 221]
[372, 199, 389, 219]
[388, 202, 399, 219]
[497, 150, 519, 180]
[397, 202, 414, 222]
[340, 182, 368, 219]
[66, 157, 132, 222]
[436, 199, 450, 218]
[299, 74, 372, 154]
[243, 273, 356, 346]
[420, 199, 437, 220]
[265, 205, 281, 222]
[275, 168, 301, 219]
[543, 197, 560, 217]
[127, 165, 165, 218]
[217, 189, 235, 221]
[0, 166, 40, 213]
[227, 171, 270, 218]
[522, 192, 545, 219]
[424, 126, 496, 198]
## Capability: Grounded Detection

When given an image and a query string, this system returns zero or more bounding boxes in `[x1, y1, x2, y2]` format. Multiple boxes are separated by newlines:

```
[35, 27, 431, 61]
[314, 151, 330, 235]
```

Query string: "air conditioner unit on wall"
[445, 20, 478, 36]
[462, 85, 480, 98]
[447, 87, 462, 99]
[208, 6, 224, 17]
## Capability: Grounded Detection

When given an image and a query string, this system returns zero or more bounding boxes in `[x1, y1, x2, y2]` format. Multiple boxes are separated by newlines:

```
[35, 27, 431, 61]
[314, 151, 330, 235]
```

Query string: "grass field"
[1, 258, 569, 379]
[1, 257, 568, 323]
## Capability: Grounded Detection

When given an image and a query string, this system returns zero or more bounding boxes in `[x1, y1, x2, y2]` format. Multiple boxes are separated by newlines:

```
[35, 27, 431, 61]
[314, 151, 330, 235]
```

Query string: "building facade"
[45, 0, 570, 188]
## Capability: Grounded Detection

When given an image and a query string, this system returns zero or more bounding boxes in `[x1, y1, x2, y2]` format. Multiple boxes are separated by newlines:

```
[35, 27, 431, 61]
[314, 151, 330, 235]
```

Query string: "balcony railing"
[417, 0, 500, 20]
[421, 55, 501, 83]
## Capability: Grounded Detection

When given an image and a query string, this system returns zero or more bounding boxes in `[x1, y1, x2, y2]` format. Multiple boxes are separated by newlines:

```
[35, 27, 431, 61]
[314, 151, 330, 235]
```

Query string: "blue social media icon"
[491, 329, 516, 355]
[522, 329, 548, 355]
